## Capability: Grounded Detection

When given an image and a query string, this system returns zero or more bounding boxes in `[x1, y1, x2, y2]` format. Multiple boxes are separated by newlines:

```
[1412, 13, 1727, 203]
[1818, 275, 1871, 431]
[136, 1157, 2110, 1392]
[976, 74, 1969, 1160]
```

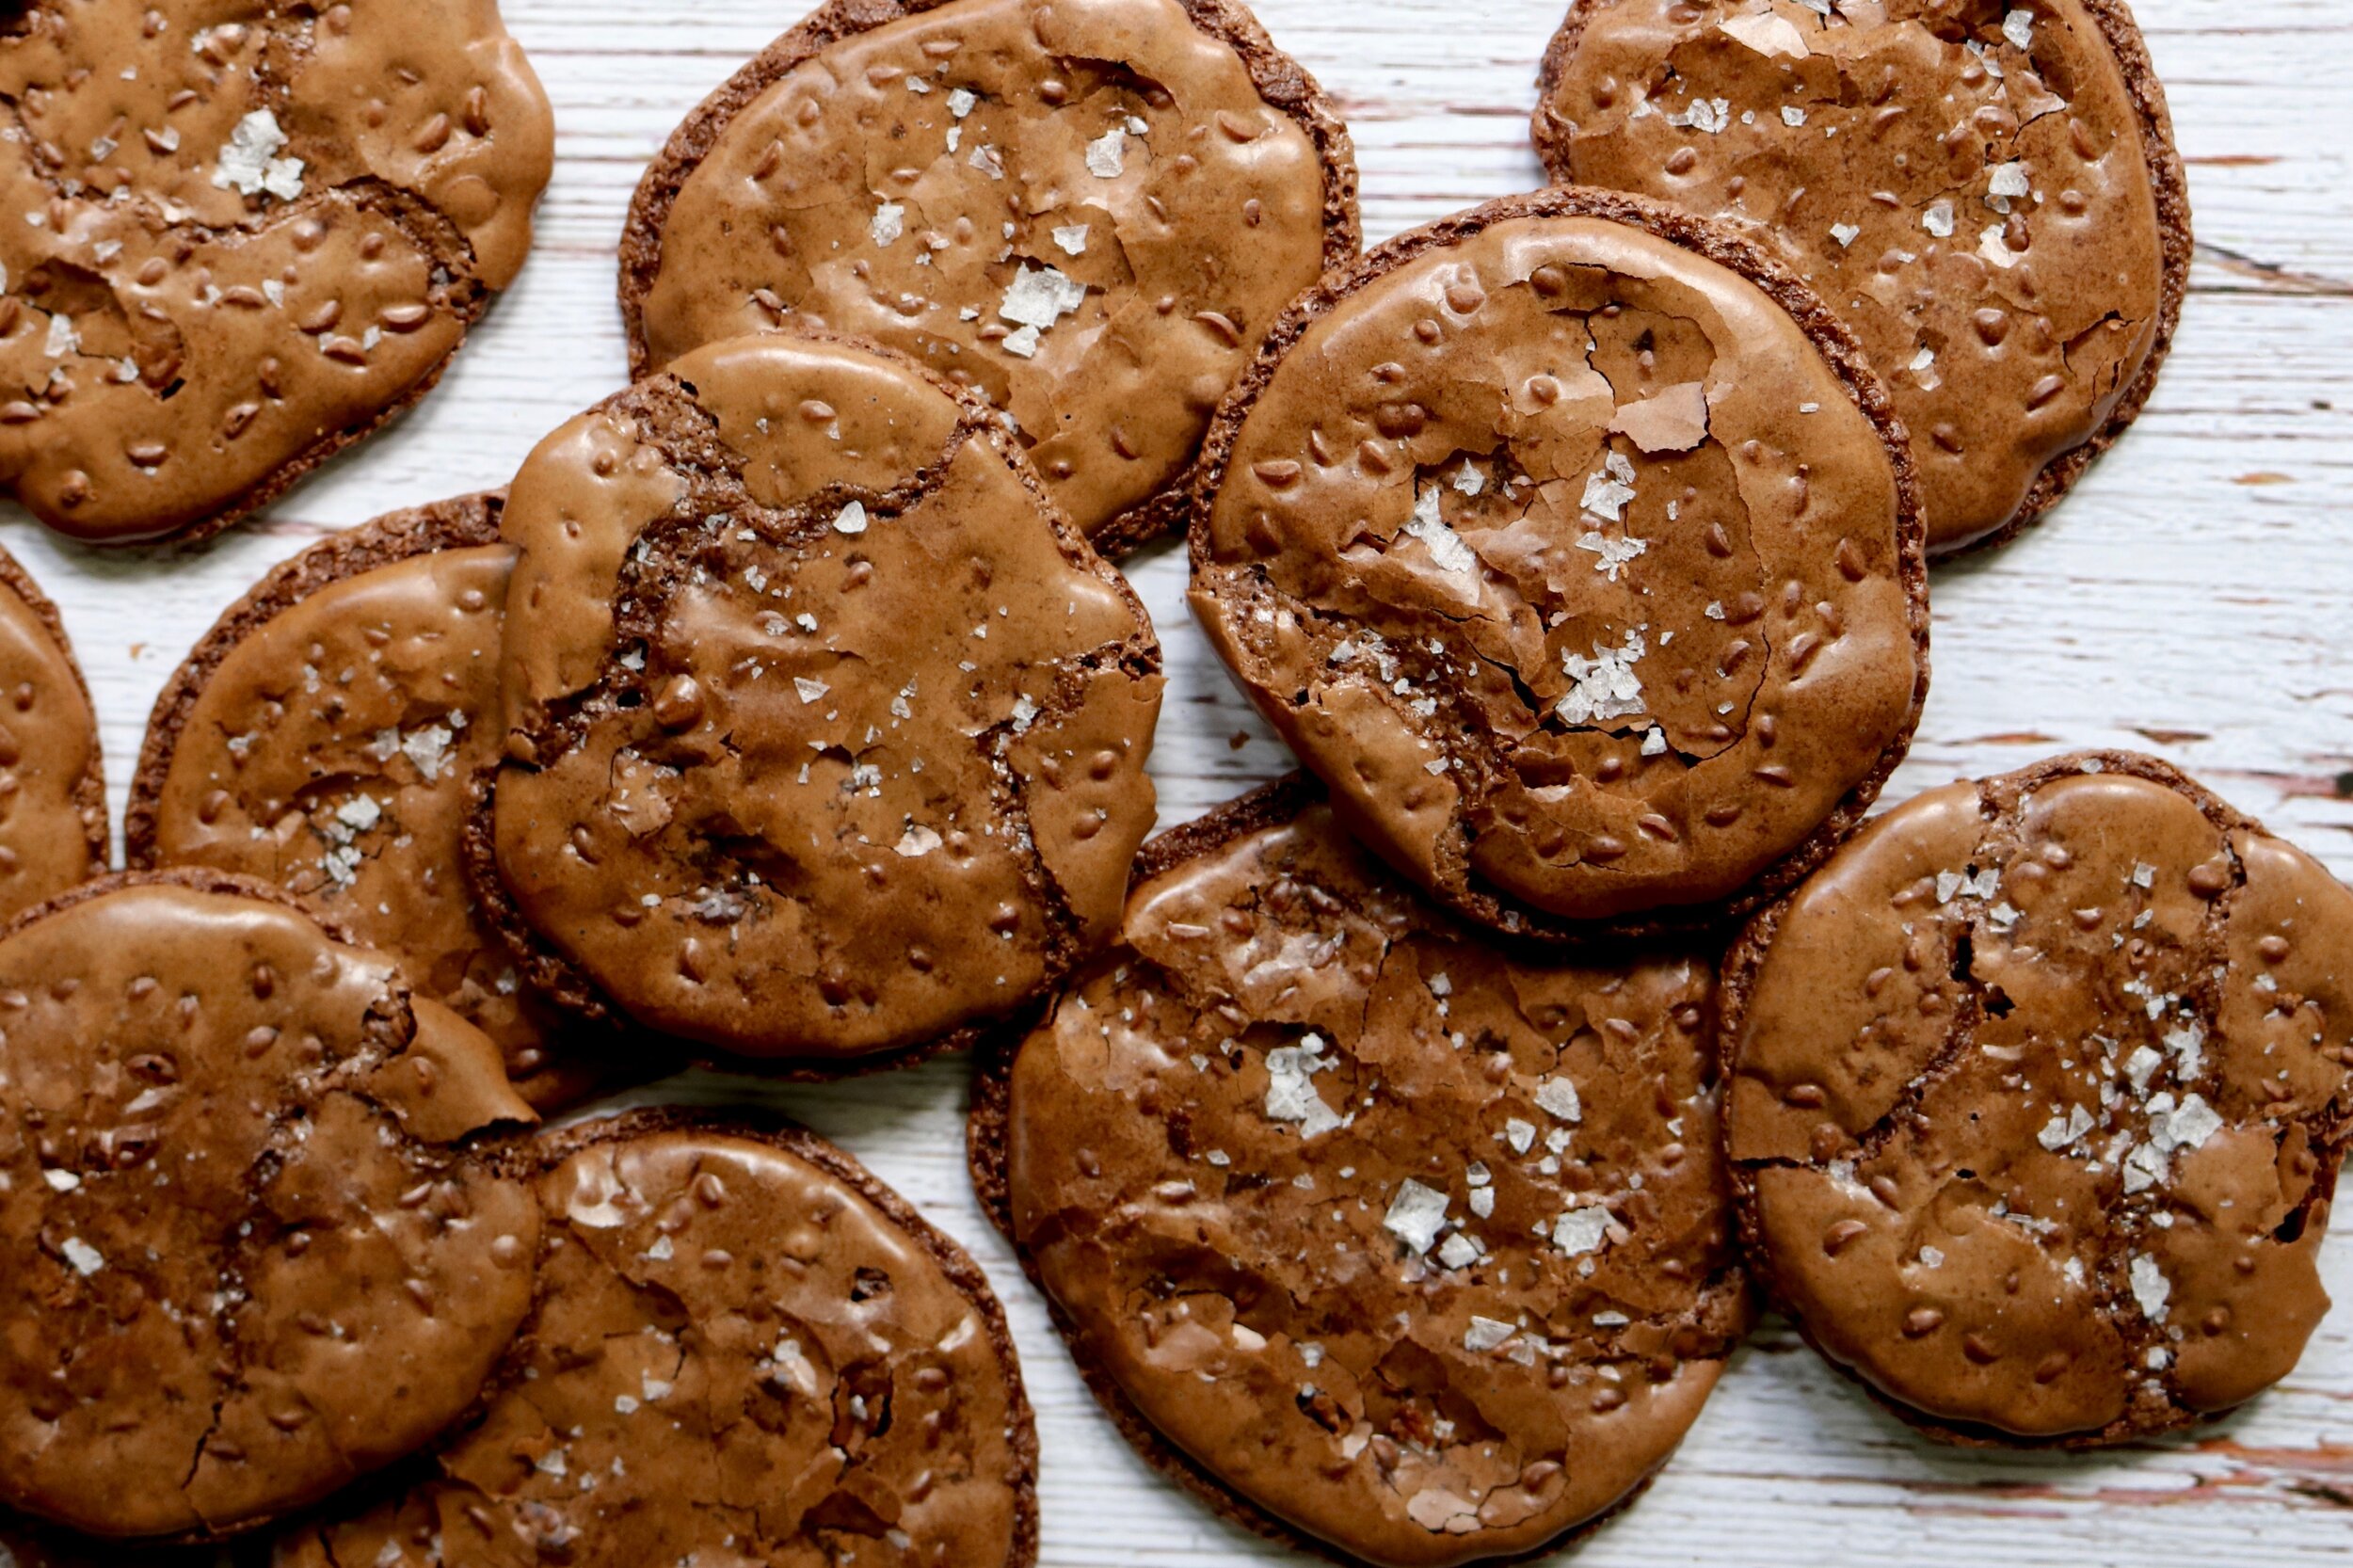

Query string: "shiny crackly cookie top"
[1193, 208, 1920, 928]
[1731, 759, 2353, 1441]
[0, 879, 537, 1541]
[276, 1123, 1032, 1568]
[1007, 800, 1745, 1568]
[632, 0, 1344, 543]
[0, 570, 100, 920]
[0, 0, 553, 542]
[137, 535, 589, 1110]
[1540, 0, 2169, 552]
[493, 333, 1162, 1062]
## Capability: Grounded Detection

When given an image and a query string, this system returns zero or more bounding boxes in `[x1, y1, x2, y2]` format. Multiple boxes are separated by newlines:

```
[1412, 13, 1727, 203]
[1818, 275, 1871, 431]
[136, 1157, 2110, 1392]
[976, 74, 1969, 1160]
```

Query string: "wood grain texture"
[4, 1, 2347, 1560]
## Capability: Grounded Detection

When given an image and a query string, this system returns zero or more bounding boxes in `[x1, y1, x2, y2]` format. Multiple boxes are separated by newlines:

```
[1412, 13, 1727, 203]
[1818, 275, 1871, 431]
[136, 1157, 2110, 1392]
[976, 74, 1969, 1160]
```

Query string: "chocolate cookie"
[1190, 188, 1929, 942]
[0, 0, 555, 545]
[0, 872, 540, 1542]
[274, 1110, 1038, 1568]
[1724, 753, 2353, 1446]
[973, 779, 1749, 1568]
[0, 544, 105, 920]
[1535, 0, 2188, 555]
[0, 1519, 231, 1568]
[619, 0, 1359, 554]
[125, 494, 610, 1112]
[479, 331, 1163, 1070]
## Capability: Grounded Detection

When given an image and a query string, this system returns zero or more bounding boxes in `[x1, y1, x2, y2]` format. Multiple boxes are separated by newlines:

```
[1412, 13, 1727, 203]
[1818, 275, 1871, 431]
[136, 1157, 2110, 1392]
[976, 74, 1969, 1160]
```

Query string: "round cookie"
[478, 330, 1164, 1069]
[0, 0, 554, 546]
[1723, 753, 2353, 1446]
[973, 778, 1749, 1568]
[0, 872, 540, 1542]
[620, 0, 1359, 554]
[1190, 188, 1929, 941]
[1535, 0, 2189, 555]
[273, 1110, 1038, 1568]
[126, 495, 605, 1112]
[0, 544, 106, 920]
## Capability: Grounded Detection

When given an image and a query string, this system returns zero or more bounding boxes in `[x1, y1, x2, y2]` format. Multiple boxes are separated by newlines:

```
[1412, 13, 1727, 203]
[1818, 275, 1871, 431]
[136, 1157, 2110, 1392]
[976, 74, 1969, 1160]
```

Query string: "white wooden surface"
[8, 2, 2351, 1561]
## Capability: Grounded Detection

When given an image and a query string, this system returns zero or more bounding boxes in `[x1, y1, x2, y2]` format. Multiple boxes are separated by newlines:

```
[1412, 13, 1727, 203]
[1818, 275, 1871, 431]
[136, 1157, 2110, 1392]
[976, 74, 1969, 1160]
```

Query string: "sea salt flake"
[213, 109, 304, 200]
[1558, 628, 1647, 727]
[968, 144, 1005, 180]
[948, 88, 979, 119]
[1504, 1118, 1536, 1156]
[41, 1169, 79, 1192]
[1830, 222, 1861, 248]
[60, 1238, 104, 1276]
[1085, 128, 1127, 178]
[1553, 1206, 1611, 1258]
[2122, 1045, 2163, 1089]
[1668, 96, 1730, 134]
[1464, 1316, 1516, 1352]
[1535, 1077, 1583, 1124]
[1581, 454, 1638, 520]
[2037, 1104, 2093, 1150]
[1000, 264, 1089, 337]
[2161, 1093, 2223, 1152]
[2003, 8, 2036, 51]
[1265, 1034, 1345, 1139]
[1978, 224, 2021, 268]
[870, 202, 905, 247]
[794, 676, 831, 705]
[834, 501, 869, 536]
[1781, 105, 1808, 127]
[1383, 1179, 1450, 1256]
[400, 725, 453, 782]
[42, 312, 77, 359]
[1577, 529, 1647, 581]
[2128, 1254, 2169, 1320]
[1051, 223, 1089, 255]
[1923, 200, 1956, 238]
[1437, 1234, 1482, 1271]
[335, 795, 382, 834]
[1989, 161, 2031, 200]
[894, 825, 943, 859]
[1404, 486, 1478, 575]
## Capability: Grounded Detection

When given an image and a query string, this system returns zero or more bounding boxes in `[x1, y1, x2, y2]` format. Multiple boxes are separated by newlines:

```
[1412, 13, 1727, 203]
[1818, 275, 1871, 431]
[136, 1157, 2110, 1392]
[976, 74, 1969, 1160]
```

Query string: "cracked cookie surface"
[1536, 0, 2186, 555]
[980, 780, 1748, 1568]
[481, 331, 1163, 1067]
[1191, 189, 1928, 940]
[1725, 753, 2353, 1445]
[0, 873, 538, 1542]
[127, 497, 603, 1112]
[0, 544, 104, 921]
[0, 0, 553, 545]
[621, 0, 1359, 554]
[275, 1112, 1038, 1568]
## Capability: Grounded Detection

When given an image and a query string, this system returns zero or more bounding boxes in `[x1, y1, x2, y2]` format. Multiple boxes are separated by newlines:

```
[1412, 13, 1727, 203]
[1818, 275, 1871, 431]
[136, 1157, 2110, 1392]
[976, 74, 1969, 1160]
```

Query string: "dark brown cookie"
[1189, 186, 1929, 944]
[0, 0, 554, 546]
[271, 1109, 1039, 1568]
[0, 1517, 236, 1568]
[125, 495, 614, 1112]
[0, 542, 106, 920]
[0, 872, 540, 1542]
[476, 329, 1163, 1072]
[618, 0, 1360, 556]
[1535, 0, 2190, 556]
[1723, 753, 2353, 1447]
[972, 778, 1750, 1568]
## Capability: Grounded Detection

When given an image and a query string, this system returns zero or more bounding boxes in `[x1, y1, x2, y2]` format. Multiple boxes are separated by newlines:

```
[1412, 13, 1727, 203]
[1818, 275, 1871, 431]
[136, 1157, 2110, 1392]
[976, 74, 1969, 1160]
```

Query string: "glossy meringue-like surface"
[492, 333, 1162, 1063]
[137, 527, 591, 1111]
[275, 1121, 1033, 1568]
[1007, 798, 1746, 1567]
[1731, 757, 2353, 1441]
[0, 0, 554, 543]
[0, 880, 537, 1541]
[1193, 209, 1919, 928]
[0, 565, 101, 921]
[1540, 0, 2169, 552]
[632, 0, 1345, 543]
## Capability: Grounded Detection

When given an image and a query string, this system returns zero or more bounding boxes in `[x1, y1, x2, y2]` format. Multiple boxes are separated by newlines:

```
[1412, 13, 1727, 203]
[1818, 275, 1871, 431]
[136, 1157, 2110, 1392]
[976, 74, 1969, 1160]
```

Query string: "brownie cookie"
[126, 495, 603, 1112]
[620, 0, 1359, 553]
[0, 544, 105, 921]
[274, 1110, 1038, 1568]
[1724, 753, 2353, 1446]
[1535, 0, 2188, 555]
[1191, 188, 1929, 941]
[0, 0, 554, 545]
[480, 331, 1162, 1069]
[974, 779, 1749, 1568]
[0, 872, 539, 1541]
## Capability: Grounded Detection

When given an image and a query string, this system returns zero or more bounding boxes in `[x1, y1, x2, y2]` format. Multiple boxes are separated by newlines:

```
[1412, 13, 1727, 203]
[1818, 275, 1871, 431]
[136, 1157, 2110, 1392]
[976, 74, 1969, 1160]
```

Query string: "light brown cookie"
[476, 330, 1163, 1071]
[0, 872, 539, 1542]
[619, 0, 1359, 554]
[1190, 187, 1929, 942]
[0, 0, 554, 545]
[0, 543, 105, 920]
[272, 1111, 1038, 1568]
[1535, 0, 2189, 555]
[1725, 753, 2353, 1446]
[126, 496, 610, 1112]
[973, 779, 1750, 1567]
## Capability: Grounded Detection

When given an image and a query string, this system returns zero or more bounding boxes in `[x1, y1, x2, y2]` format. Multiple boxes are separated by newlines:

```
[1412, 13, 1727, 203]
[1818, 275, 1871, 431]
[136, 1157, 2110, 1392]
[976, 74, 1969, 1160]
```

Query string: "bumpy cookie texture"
[0, 0, 554, 545]
[485, 332, 1162, 1066]
[1726, 754, 2353, 1445]
[275, 1112, 1039, 1568]
[990, 784, 1747, 1568]
[0, 546, 105, 920]
[622, 0, 1358, 552]
[126, 497, 600, 1112]
[0, 874, 539, 1541]
[1192, 189, 1928, 939]
[1536, 0, 2187, 554]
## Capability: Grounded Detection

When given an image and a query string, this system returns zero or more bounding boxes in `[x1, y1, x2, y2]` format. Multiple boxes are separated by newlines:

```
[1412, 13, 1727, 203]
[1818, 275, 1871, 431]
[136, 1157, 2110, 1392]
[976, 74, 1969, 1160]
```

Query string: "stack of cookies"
[0, 3, 2340, 1567]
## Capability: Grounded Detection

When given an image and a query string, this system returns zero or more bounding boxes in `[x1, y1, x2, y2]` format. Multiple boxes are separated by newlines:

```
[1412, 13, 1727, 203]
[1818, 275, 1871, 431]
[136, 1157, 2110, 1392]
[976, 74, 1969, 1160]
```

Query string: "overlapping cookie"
[0, 544, 104, 920]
